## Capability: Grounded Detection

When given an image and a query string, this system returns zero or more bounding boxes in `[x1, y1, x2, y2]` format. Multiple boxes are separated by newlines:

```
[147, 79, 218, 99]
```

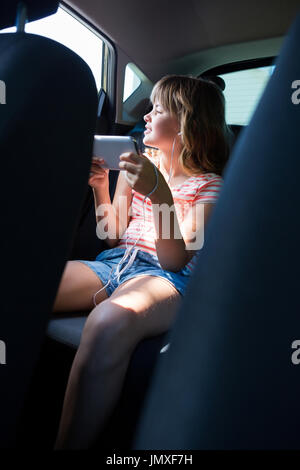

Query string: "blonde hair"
[150, 75, 230, 176]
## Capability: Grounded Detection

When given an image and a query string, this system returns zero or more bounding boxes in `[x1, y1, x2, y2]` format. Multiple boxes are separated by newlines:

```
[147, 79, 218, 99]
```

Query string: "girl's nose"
[144, 112, 151, 122]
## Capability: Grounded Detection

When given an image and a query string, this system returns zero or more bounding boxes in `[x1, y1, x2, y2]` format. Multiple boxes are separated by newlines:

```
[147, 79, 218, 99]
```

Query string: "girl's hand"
[119, 152, 160, 196]
[88, 157, 109, 190]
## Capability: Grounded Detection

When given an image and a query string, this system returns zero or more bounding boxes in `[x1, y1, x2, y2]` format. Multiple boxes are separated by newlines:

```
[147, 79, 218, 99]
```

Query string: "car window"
[220, 65, 275, 125]
[0, 6, 103, 90]
[123, 63, 141, 102]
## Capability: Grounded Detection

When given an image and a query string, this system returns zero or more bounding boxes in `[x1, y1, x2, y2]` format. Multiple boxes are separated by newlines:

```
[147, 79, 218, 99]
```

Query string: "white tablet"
[93, 135, 138, 170]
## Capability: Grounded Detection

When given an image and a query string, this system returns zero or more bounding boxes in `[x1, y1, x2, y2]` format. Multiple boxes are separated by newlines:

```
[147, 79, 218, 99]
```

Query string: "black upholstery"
[47, 314, 88, 349]
[203, 75, 226, 91]
[229, 124, 244, 140]
[135, 12, 300, 449]
[0, 1, 98, 447]
[46, 313, 167, 449]
[0, 0, 58, 30]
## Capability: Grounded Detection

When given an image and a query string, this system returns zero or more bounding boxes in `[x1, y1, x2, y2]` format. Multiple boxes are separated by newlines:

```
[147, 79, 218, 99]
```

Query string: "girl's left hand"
[119, 152, 160, 196]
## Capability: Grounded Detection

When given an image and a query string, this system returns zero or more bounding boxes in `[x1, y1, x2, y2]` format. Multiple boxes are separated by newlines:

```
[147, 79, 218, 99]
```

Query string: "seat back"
[0, 0, 98, 447]
[135, 11, 300, 449]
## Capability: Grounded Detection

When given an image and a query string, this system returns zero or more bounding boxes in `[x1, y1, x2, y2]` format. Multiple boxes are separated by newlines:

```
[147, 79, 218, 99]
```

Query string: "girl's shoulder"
[193, 172, 223, 183]
[173, 172, 223, 202]
[176, 172, 222, 190]
[194, 172, 223, 191]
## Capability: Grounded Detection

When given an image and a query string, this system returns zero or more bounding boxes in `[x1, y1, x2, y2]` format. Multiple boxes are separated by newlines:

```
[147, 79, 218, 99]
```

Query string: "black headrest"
[203, 75, 226, 91]
[0, 0, 59, 30]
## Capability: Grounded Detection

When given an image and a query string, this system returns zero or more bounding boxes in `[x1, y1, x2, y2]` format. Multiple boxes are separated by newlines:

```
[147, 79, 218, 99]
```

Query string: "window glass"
[123, 63, 141, 102]
[0, 6, 103, 90]
[220, 66, 275, 125]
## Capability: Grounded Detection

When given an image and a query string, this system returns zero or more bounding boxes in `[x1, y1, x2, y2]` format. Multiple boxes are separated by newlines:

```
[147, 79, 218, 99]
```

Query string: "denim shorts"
[78, 247, 191, 297]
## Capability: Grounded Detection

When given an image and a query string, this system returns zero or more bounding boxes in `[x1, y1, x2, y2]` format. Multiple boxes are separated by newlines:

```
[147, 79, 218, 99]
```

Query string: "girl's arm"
[92, 166, 132, 248]
[149, 175, 215, 271]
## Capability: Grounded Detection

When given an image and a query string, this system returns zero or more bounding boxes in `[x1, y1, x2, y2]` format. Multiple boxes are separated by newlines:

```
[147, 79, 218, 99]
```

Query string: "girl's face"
[143, 101, 180, 151]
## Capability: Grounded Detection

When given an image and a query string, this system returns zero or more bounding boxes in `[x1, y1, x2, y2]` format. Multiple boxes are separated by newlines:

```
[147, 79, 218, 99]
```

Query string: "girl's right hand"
[88, 157, 109, 189]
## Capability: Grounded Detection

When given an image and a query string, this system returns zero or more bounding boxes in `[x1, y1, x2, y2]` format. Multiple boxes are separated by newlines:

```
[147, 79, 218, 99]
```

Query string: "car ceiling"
[64, 0, 300, 81]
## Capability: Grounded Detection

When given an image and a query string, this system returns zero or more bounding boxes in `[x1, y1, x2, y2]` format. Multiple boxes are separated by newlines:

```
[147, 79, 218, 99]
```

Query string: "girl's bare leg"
[53, 261, 108, 312]
[55, 275, 181, 449]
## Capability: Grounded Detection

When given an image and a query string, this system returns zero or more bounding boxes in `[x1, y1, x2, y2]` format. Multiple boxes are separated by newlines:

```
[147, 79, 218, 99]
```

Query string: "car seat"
[0, 0, 98, 447]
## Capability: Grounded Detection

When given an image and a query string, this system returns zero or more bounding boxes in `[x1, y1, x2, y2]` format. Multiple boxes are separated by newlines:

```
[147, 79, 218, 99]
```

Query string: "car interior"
[0, 0, 300, 451]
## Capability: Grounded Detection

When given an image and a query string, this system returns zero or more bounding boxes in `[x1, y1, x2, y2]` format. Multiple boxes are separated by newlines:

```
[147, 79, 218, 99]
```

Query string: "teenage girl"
[54, 75, 229, 449]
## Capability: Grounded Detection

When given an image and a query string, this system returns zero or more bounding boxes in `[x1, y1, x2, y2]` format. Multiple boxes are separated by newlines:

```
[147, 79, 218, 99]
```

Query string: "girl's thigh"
[107, 274, 182, 339]
[53, 260, 108, 312]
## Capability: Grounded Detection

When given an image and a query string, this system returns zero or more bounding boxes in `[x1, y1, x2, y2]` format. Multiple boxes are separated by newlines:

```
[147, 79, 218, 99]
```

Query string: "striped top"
[117, 151, 223, 272]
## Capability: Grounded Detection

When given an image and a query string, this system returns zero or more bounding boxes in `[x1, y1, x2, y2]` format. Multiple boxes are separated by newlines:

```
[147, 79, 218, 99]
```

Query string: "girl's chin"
[143, 136, 156, 147]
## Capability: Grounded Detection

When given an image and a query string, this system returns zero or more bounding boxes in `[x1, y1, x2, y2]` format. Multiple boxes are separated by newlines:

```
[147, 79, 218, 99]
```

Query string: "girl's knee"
[86, 299, 136, 336]
[79, 300, 138, 367]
